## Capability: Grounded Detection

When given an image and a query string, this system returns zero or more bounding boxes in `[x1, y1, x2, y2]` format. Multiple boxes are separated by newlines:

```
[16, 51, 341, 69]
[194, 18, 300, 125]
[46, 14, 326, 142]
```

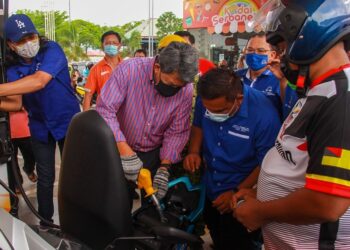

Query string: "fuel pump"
[0, 0, 14, 214]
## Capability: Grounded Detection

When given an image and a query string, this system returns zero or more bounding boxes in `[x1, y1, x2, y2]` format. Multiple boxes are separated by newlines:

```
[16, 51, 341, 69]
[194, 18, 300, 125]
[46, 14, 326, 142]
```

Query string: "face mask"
[155, 81, 181, 97]
[245, 53, 268, 71]
[15, 39, 40, 58]
[205, 102, 238, 123]
[280, 56, 299, 85]
[280, 56, 311, 97]
[104, 45, 119, 56]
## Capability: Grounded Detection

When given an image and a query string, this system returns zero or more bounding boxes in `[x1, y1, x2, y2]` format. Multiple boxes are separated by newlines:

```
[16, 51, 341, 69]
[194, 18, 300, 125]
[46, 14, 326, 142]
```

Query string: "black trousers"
[31, 134, 65, 224]
[203, 198, 262, 250]
[127, 147, 161, 208]
[8, 137, 36, 187]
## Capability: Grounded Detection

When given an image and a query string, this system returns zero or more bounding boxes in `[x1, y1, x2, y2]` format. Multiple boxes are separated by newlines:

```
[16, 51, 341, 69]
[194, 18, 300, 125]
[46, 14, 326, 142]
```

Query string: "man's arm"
[0, 95, 22, 111]
[160, 86, 193, 163]
[82, 92, 93, 111]
[183, 96, 205, 172]
[237, 166, 260, 189]
[235, 188, 350, 231]
[183, 126, 203, 172]
[83, 66, 97, 111]
[0, 71, 51, 97]
[188, 126, 203, 154]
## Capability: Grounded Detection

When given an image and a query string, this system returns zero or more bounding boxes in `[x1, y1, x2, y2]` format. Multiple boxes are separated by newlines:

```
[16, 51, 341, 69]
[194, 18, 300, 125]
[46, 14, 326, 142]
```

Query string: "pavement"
[15, 148, 213, 249]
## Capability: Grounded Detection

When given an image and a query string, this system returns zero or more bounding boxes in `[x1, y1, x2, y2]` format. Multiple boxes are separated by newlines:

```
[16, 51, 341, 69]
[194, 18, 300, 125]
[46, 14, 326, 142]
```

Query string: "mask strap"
[296, 65, 309, 97]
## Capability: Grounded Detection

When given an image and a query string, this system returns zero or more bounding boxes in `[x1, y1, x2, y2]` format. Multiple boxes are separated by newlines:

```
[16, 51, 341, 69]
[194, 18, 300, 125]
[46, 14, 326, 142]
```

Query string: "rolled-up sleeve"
[96, 63, 129, 142]
[160, 86, 193, 163]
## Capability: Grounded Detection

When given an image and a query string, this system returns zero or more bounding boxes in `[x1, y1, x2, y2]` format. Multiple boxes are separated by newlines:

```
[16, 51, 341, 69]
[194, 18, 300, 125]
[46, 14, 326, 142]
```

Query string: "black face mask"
[155, 81, 181, 97]
[280, 56, 310, 97]
[280, 56, 299, 85]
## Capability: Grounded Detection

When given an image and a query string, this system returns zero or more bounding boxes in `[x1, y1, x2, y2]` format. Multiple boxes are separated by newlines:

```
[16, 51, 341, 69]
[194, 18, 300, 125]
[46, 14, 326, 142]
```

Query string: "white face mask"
[204, 101, 238, 123]
[15, 39, 40, 58]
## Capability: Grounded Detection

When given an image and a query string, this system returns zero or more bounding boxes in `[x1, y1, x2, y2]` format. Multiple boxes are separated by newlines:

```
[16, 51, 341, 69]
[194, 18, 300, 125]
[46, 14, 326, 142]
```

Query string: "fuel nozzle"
[137, 168, 167, 223]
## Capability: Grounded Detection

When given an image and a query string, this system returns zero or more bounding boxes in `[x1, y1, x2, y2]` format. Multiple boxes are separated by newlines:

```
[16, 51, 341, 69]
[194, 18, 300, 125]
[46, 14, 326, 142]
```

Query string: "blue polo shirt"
[282, 83, 299, 120]
[236, 68, 282, 116]
[193, 85, 280, 200]
[6, 41, 80, 143]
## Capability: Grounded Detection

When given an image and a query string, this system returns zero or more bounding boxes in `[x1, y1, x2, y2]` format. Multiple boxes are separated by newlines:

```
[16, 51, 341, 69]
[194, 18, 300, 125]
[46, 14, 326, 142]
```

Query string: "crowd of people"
[2, 0, 350, 249]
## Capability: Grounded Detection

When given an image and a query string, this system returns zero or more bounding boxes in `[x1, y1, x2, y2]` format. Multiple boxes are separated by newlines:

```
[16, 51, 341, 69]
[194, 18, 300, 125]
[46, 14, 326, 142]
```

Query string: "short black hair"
[247, 32, 277, 52]
[198, 68, 242, 101]
[174, 31, 195, 45]
[134, 49, 147, 57]
[101, 30, 121, 44]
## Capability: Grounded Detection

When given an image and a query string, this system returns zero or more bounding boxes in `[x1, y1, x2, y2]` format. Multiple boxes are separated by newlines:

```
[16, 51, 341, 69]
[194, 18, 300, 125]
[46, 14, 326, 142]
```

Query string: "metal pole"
[148, 0, 151, 56]
[151, 0, 154, 57]
[68, 0, 71, 22]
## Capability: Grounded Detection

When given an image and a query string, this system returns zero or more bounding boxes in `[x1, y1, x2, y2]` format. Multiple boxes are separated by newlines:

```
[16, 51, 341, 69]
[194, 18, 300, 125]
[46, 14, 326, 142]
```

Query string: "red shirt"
[85, 56, 122, 95]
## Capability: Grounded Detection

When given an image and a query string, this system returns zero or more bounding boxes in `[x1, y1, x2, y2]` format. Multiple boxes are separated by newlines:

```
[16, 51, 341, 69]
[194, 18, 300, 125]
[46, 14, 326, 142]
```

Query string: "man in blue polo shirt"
[236, 33, 282, 116]
[3, 14, 80, 226]
[184, 68, 280, 250]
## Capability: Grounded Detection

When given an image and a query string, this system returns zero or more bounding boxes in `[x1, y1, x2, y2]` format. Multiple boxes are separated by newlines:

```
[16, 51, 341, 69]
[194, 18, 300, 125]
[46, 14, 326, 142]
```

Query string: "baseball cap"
[5, 14, 38, 42]
[158, 34, 188, 49]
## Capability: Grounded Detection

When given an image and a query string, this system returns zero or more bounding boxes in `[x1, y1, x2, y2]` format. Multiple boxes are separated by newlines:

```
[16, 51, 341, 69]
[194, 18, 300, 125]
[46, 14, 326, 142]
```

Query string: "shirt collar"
[102, 55, 122, 67]
[245, 68, 272, 80]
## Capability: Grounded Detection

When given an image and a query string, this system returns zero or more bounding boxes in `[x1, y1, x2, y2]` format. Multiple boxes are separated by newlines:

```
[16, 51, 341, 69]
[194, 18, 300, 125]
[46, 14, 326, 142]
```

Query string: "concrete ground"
[15, 148, 213, 249]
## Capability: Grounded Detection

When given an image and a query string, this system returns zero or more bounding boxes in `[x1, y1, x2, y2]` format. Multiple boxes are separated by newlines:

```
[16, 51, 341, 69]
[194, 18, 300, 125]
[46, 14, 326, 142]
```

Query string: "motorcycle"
[0, 110, 205, 250]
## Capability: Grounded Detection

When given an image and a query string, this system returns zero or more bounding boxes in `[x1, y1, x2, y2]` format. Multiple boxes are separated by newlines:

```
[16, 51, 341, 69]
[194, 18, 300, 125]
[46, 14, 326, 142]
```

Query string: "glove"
[153, 166, 170, 200]
[120, 154, 143, 182]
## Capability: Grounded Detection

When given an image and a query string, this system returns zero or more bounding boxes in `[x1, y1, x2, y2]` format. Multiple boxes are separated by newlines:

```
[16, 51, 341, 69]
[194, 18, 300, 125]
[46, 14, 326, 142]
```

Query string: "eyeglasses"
[245, 48, 272, 54]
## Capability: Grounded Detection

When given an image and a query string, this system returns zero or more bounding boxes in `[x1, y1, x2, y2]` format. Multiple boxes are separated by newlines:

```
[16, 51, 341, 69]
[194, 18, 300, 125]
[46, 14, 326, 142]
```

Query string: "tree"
[156, 12, 183, 40]
[122, 30, 142, 57]
[13, 9, 179, 61]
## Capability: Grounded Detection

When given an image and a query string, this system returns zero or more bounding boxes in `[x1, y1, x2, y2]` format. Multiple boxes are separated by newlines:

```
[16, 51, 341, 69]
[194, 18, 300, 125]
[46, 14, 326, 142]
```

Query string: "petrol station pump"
[0, 0, 16, 215]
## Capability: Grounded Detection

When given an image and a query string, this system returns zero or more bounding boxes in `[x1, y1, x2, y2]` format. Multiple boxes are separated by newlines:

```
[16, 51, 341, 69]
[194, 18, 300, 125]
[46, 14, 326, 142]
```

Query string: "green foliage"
[156, 12, 183, 40]
[122, 30, 142, 56]
[14, 10, 144, 60]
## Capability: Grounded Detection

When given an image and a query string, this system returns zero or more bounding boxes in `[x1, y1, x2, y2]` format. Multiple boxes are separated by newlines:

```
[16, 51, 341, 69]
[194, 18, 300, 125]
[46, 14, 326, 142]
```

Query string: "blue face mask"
[205, 102, 237, 123]
[245, 53, 268, 71]
[104, 45, 119, 56]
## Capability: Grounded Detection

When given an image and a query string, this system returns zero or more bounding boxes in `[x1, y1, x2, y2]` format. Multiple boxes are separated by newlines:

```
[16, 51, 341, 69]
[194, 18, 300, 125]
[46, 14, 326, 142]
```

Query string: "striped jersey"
[258, 66, 350, 249]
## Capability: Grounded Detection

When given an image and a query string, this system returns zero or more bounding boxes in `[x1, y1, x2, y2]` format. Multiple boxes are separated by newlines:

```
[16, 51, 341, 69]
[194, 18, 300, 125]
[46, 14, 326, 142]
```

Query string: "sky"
[9, 0, 183, 26]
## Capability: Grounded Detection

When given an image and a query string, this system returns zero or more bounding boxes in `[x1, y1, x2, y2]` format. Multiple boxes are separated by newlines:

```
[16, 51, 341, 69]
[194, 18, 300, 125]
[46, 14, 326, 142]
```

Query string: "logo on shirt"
[275, 140, 296, 165]
[232, 125, 249, 133]
[35, 63, 41, 72]
[265, 86, 273, 93]
[101, 71, 110, 76]
[322, 147, 350, 170]
[280, 100, 303, 139]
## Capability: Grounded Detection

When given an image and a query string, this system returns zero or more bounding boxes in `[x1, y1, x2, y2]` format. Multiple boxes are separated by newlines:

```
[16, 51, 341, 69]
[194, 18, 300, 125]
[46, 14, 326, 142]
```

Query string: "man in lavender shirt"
[96, 41, 198, 202]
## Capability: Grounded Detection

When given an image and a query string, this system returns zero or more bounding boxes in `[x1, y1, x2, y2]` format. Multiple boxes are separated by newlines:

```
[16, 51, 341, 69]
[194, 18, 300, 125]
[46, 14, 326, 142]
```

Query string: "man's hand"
[212, 190, 234, 214]
[267, 58, 285, 80]
[120, 154, 143, 182]
[231, 188, 257, 209]
[234, 195, 265, 231]
[153, 167, 170, 200]
[183, 153, 201, 173]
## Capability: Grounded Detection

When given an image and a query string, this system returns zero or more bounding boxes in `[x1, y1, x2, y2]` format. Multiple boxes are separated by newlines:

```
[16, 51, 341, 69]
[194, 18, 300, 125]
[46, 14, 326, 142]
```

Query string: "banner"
[183, 0, 262, 34]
